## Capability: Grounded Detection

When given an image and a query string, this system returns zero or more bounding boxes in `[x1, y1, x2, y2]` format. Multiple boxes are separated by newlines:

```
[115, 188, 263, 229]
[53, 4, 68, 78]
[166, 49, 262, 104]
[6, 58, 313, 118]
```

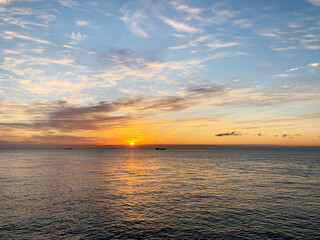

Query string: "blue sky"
[0, 0, 320, 146]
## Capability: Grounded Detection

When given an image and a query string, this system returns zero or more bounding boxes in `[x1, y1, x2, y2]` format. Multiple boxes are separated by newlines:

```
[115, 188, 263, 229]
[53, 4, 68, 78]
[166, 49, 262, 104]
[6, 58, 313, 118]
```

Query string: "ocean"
[0, 148, 319, 239]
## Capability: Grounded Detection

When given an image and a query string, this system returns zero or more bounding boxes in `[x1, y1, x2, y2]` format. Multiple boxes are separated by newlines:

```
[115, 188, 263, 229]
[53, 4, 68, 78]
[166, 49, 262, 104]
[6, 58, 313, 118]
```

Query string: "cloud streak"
[171, 1, 202, 21]
[160, 16, 201, 33]
[1, 30, 50, 44]
[215, 131, 242, 137]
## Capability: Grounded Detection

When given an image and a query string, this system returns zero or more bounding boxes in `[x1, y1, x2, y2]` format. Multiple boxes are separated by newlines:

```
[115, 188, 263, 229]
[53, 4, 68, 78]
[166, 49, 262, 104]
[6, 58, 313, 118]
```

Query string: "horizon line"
[1, 143, 320, 149]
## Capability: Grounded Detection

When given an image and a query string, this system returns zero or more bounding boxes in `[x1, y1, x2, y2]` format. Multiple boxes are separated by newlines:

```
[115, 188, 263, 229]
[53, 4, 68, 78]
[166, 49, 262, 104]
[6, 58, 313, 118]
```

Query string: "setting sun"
[130, 142, 135, 146]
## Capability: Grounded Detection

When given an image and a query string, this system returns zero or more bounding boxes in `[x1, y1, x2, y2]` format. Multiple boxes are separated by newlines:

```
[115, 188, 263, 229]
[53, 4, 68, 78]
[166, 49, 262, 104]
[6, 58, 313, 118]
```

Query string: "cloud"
[0, 135, 99, 146]
[37, 14, 56, 24]
[0, 84, 225, 132]
[1, 6, 33, 15]
[272, 74, 289, 78]
[0, 54, 85, 96]
[271, 46, 297, 51]
[0, 0, 11, 4]
[304, 45, 320, 50]
[169, 35, 212, 50]
[1, 88, 320, 138]
[143, 96, 189, 112]
[0, 99, 137, 131]
[93, 48, 240, 84]
[28, 135, 98, 145]
[260, 28, 284, 38]
[207, 41, 240, 49]
[295, 35, 320, 50]
[307, 0, 320, 6]
[121, 8, 149, 38]
[308, 62, 319, 67]
[0, 0, 26, 5]
[195, 9, 235, 25]
[288, 67, 299, 72]
[235, 113, 320, 126]
[0, 15, 46, 29]
[187, 84, 225, 96]
[139, 84, 226, 112]
[229, 112, 320, 132]
[280, 134, 301, 139]
[285, 62, 319, 72]
[215, 131, 241, 137]
[173, 33, 187, 38]
[66, 31, 86, 43]
[288, 23, 301, 28]
[169, 35, 241, 51]
[160, 16, 201, 33]
[1, 30, 50, 44]
[76, 20, 89, 26]
[233, 19, 252, 28]
[0, 4, 57, 28]
[57, 0, 78, 7]
[171, 1, 202, 21]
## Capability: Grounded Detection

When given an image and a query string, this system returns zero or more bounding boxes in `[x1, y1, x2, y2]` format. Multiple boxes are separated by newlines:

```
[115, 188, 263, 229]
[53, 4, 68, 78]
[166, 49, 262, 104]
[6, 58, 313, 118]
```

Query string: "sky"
[0, 0, 320, 146]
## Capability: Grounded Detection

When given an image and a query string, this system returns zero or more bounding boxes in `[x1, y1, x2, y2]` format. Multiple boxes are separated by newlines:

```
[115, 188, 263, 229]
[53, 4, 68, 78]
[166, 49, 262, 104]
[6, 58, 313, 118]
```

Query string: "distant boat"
[65, 148, 72, 150]
[155, 147, 165, 150]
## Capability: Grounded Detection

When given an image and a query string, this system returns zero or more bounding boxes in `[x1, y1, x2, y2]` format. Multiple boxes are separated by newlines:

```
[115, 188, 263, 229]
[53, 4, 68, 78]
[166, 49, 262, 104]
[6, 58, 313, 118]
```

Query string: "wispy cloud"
[288, 23, 301, 28]
[173, 33, 187, 38]
[37, 14, 56, 24]
[121, 7, 149, 38]
[1, 30, 50, 44]
[271, 46, 297, 51]
[75, 20, 89, 26]
[285, 62, 319, 72]
[66, 31, 86, 44]
[0, 4, 57, 29]
[160, 16, 201, 33]
[57, 0, 78, 8]
[195, 9, 235, 25]
[207, 41, 240, 49]
[0, 14, 46, 29]
[170, 34, 240, 52]
[304, 44, 320, 50]
[307, 0, 320, 6]
[0, 0, 27, 5]
[233, 19, 252, 28]
[232, 113, 320, 130]
[272, 73, 289, 78]
[260, 28, 284, 38]
[169, 35, 211, 50]
[171, 1, 202, 21]
[289, 34, 320, 50]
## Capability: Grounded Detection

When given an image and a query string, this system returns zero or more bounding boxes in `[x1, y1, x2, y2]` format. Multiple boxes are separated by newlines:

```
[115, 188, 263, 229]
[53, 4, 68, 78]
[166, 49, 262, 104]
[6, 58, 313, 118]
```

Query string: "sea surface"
[0, 148, 319, 239]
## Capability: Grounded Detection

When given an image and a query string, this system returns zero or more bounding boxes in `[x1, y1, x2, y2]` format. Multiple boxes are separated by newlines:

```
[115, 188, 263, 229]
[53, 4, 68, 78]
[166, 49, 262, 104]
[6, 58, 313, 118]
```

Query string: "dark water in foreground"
[0, 149, 319, 239]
